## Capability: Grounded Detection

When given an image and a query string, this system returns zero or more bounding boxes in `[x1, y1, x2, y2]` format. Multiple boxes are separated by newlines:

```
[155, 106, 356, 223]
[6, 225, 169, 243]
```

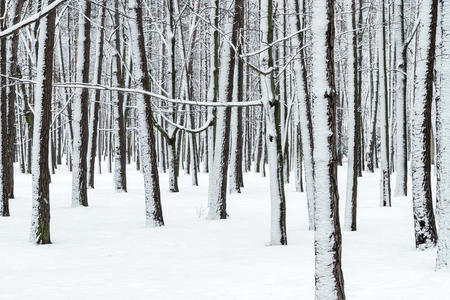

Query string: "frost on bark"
[72, 0, 91, 207]
[394, 0, 408, 197]
[0, 0, 8, 216]
[311, 0, 345, 298]
[259, 0, 287, 245]
[378, 0, 391, 207]
[290, 0, 315, 230]
[129, 0, 164, 226]
[344, 0, 358, 232]
[411, 0, 438, 250]
[30, 0, 56, 244]
[437, 0, 450, 269]
[87, 0, 106, 189]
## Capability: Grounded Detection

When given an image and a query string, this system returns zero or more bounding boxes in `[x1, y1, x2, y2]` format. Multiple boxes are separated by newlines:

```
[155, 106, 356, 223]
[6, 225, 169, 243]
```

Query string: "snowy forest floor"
[1, 164, 450, 299]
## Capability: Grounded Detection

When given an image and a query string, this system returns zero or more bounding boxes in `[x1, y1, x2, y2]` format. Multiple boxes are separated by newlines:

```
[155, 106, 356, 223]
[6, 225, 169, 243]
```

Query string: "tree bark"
[30, 0, 57, 244]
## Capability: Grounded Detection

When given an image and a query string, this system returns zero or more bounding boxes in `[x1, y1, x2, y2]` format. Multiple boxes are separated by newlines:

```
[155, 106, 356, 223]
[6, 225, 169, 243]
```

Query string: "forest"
[1, 0, 450, 299]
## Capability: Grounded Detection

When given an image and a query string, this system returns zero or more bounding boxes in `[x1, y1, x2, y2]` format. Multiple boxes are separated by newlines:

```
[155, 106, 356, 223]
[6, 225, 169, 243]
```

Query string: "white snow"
[2, 165, 450, 299]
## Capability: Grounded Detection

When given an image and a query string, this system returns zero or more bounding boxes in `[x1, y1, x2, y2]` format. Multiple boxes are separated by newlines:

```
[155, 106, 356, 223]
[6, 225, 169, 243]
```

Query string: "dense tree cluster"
[1, 0, 450, 298]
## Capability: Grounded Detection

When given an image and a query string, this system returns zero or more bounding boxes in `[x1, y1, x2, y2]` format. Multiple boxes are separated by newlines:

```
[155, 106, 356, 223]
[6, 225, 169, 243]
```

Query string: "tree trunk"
[0, 0, 9, 216]
[207, 0, 241, 220]
[72, 0, 92, 207]
[112, 0, 127, 192]
[411, 0, 438, 249]
[311, 0, 345, 298]
[344, 0, 358, 232]
[259, 0, 287, 245]
[379, 0, 392, 207]
[30, 0, 57, 244]
[291, 0, 315, 230]
[436, 0, 450, 268]
[129, 0, 164, 226]
[394, 0, 408, 197]
[87, 0, 106, 189]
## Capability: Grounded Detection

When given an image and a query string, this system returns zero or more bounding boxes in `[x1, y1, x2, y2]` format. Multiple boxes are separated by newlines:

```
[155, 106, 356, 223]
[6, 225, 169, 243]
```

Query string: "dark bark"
[87, 0, 106, 189]
[30, 0, 57, 244]
[0, 0, 9, 216]
[326, 0, 345, 296]
[6, 0, 26, 199]
[131, 0, 164, 225]
[112, 0, 127, 192]
[413, 0, 438, 249]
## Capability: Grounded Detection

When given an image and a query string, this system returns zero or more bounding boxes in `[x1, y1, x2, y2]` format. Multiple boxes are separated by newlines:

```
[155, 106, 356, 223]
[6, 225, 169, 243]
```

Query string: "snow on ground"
[1, 164, 450, 299]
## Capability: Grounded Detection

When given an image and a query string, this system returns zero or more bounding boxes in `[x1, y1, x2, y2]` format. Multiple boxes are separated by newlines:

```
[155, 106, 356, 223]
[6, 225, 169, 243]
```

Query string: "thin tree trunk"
[87, 0, 106, 189]
[112, 0, 127, 192]
[72, 0, 92, 207]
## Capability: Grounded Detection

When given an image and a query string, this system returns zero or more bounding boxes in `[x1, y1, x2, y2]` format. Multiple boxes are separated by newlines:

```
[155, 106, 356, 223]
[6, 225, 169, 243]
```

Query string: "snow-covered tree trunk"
[229, 2, 244, 193]
[6, 0, 26, 200]
[436, 0, 450, 269]
[129, 0, 164, 226]
[290, 0, 315, 230]
[0, 0, 9, 216]
[295, 123, 303, 193]
[378, 0, 391, 207]
[205, 0, 219, 178]
[259, 0, 287, 245]
[311, 0, 345, 298]
[112, 0, 127, 192]
[167, 0, 179, 193]
[394, 0, 408, 197]
[72, 0, 91, 207]
[411, 0, 438, 249]
[229, 101, 241, 193]
[87, 0, 106, 189]
[207, 0, 238, 220]
[30, 0, 57, 243]
[344, 0, 358, 231]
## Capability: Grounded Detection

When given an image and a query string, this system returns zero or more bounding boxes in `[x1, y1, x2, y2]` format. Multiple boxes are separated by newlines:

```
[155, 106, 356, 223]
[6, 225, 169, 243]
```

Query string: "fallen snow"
[1, 165, 450, 299]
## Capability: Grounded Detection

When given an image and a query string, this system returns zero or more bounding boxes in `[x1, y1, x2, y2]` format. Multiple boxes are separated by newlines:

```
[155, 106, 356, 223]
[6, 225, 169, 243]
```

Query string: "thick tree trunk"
[411, 0, 438, 249]
[259, 0, 287, 245]
[207, 0, 240, 220]
[436, 0, 450, 269]
[311, 0, 345, 298]
[30, 0, 56, 244]
[129, 0, 164, 226]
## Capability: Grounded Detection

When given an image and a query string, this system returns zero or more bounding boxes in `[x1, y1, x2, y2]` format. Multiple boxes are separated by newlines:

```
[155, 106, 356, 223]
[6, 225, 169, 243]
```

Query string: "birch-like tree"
[29, 0, 57, 244]
[72, 0, 92, 207]
[411, 0, 438, 249]
[311, 0, 345, 297]
[129, 0, 164, 226]
[436, 0, 450, 269]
